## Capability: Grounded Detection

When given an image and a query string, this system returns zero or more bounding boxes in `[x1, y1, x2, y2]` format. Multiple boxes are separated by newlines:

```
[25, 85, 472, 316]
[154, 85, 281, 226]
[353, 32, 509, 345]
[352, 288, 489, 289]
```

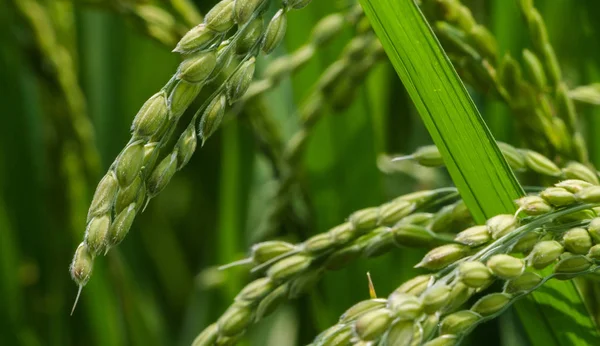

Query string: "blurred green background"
[1, 0, 600, 345]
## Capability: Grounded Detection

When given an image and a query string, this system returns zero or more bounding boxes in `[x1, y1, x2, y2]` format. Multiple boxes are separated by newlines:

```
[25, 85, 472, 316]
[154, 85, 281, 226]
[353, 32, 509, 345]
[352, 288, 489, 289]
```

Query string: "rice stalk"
[69, 0, 314, 310]
[13, 0, 100, 178]
[193, 188, 465, 345]
[312, 264, 599, 346]
[235, 189, 465, 272]
[391, 142, 599, 184]
[310, 179, 600, 345]
[517, 0, 587, 162]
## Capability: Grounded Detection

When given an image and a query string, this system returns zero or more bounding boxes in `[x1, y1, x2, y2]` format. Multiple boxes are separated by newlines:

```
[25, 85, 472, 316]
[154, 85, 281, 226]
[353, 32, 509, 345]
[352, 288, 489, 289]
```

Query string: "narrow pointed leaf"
[359, 0, 522, 220]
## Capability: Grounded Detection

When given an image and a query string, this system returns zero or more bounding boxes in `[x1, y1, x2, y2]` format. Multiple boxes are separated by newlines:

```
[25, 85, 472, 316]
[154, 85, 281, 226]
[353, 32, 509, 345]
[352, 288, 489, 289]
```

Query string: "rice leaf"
[359, 0, 522, 220]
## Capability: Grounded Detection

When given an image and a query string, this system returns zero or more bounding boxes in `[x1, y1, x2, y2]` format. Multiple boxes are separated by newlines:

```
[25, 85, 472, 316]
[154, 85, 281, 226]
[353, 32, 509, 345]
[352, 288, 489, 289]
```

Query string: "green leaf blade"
[359, 0, 523, 222]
